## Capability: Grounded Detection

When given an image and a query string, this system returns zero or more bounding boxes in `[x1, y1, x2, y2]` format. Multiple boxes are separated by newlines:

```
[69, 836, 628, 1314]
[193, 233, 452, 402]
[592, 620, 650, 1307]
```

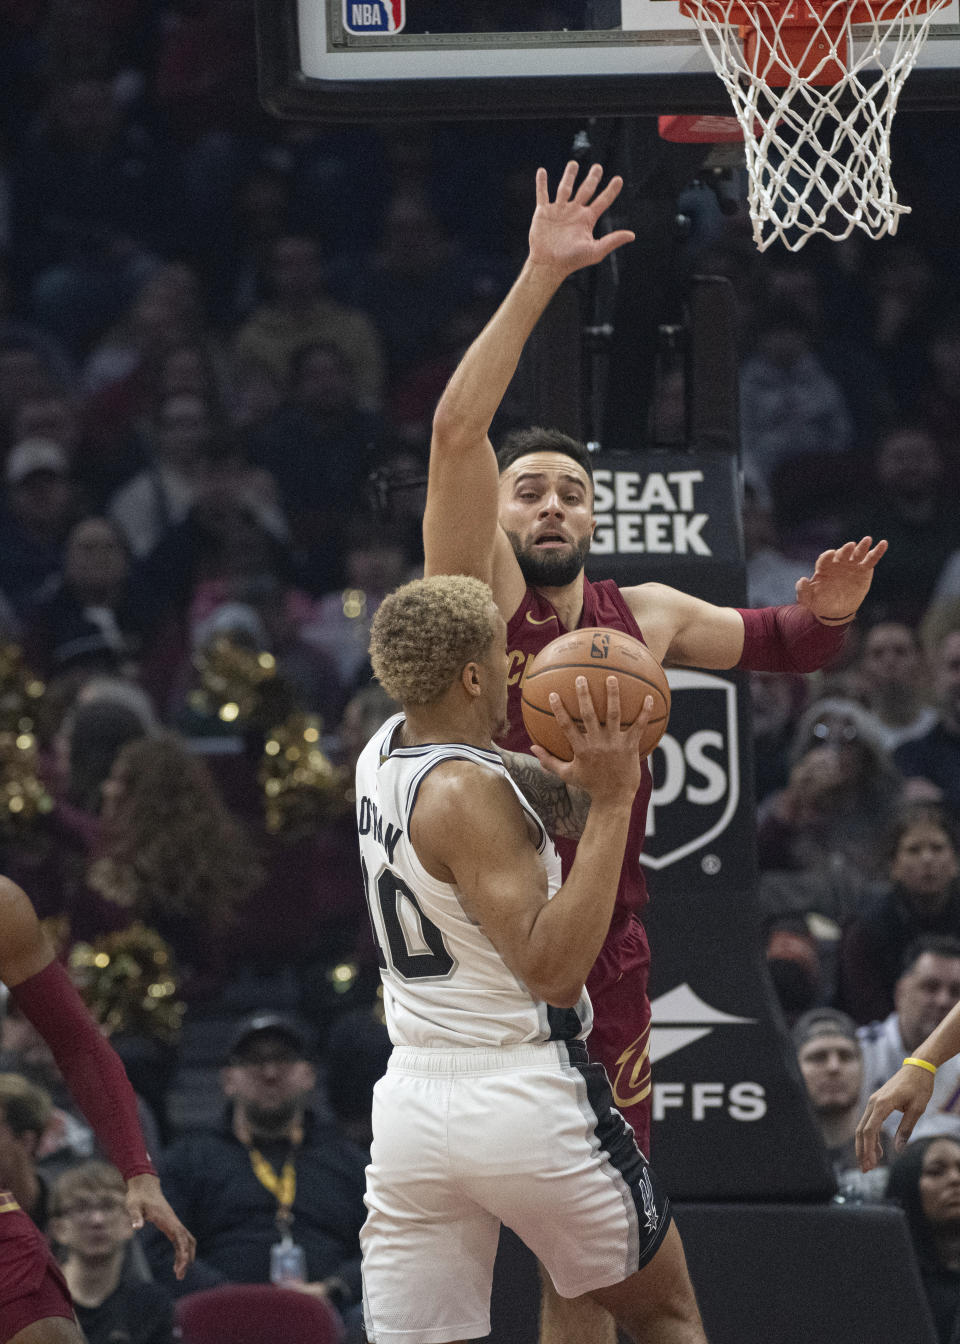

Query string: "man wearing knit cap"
[794, 1007, 891, 1199]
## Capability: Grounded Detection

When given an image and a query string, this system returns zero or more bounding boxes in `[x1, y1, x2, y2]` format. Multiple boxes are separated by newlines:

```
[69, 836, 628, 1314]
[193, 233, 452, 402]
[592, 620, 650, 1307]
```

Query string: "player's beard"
[507, 531, 592, 589]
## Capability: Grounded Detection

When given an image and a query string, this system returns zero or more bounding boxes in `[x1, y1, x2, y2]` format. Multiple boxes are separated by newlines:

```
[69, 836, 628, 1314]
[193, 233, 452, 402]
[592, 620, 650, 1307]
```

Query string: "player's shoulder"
[417, 755, 520, 828]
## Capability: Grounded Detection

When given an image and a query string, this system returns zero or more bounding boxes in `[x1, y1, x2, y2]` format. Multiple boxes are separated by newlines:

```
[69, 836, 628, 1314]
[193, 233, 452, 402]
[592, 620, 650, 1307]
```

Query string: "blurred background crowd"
[2, 0, 960, 1340]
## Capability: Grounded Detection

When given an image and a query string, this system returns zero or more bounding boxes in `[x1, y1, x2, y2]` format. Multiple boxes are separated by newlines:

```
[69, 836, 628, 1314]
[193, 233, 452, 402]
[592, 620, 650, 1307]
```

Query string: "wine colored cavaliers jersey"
[355, 713, 593, 1050]
[500, 578, 653, 923]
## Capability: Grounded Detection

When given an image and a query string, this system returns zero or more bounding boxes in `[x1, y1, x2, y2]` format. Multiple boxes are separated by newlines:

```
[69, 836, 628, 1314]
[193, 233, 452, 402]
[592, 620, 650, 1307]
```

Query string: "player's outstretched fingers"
[555, 160, 579, 203]
[603, 675, 622, 733]
[574, 162, 604, 204]
[572, 675, 601, 734]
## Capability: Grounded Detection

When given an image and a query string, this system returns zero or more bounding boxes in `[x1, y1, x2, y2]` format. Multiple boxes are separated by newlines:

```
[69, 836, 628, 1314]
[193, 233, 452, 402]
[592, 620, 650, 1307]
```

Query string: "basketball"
[520, 627, 671, 762]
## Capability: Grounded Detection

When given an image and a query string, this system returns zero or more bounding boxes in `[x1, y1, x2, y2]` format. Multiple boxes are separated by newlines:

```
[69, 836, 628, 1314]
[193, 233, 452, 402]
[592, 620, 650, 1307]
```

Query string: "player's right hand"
[855, 1064, 935, 1171]
[125, 1173, 196, 1279]
[531, 676, 650, 806]
[528, 162, 636, 278]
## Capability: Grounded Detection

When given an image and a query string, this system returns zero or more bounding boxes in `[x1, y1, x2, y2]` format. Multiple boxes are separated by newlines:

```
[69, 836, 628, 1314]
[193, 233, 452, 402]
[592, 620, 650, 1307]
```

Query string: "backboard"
[256, 0, 960, 120]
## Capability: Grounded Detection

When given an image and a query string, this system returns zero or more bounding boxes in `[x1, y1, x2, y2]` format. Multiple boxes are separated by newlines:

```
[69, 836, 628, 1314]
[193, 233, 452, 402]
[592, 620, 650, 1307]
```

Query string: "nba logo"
[343, 0, 404, 33]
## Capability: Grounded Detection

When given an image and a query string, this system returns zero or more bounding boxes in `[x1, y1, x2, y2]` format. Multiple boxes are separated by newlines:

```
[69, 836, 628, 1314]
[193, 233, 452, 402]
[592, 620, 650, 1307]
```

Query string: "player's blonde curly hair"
[370, 575, 498, 705]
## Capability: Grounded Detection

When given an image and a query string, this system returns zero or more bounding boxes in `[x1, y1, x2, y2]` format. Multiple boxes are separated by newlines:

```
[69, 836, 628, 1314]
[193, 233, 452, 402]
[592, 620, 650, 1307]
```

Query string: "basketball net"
[677, 0, 951, 250]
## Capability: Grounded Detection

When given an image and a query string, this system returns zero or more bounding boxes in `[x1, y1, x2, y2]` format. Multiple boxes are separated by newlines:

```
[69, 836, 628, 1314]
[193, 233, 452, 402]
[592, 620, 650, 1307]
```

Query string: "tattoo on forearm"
[496, 749, 591, 839]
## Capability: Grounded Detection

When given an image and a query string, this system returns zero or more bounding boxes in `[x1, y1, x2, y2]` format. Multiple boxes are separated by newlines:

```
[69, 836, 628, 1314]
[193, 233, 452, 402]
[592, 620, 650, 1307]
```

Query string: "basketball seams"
[520, 697, 668, 727]
[523, 662, 670, 698]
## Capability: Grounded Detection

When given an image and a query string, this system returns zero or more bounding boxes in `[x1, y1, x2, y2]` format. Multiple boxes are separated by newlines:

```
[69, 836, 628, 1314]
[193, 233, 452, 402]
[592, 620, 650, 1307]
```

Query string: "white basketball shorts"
[360, 1039, 671, 1344]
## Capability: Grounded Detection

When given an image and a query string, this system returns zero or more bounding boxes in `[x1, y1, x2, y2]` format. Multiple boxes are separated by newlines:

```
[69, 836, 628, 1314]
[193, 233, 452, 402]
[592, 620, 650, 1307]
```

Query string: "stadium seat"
[175, 1282, 345, 1344]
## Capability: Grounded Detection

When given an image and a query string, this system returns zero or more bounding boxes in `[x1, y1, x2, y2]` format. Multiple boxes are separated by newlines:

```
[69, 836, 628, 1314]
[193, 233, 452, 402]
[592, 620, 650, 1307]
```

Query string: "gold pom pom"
[0, 645, 51, 836]
[258, 713, 347, 837]
[191, 636, 278, 725]
[68, 924, 185, 1045]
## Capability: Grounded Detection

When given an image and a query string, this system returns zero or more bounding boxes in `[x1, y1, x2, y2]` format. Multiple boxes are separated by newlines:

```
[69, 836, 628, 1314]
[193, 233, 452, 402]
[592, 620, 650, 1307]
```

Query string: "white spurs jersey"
[355, 713, 593, 1049]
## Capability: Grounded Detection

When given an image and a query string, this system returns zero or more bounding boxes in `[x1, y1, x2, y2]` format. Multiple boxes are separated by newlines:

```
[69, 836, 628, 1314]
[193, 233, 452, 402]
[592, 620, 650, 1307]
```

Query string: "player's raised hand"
[528, 162, 636, 277]
[855, 1063, 935, 1172]
[795, 536, 888, 624]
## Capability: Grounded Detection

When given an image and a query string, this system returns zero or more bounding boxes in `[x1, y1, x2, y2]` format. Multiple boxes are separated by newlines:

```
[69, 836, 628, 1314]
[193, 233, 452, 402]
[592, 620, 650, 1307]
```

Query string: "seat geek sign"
[588, 456, 741, 563]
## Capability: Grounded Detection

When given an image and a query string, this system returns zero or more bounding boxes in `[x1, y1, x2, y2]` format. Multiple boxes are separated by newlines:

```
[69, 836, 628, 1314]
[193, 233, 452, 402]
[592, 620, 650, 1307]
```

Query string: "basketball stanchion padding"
[671, 0, 952, 250]
[521, 628, 671, 762]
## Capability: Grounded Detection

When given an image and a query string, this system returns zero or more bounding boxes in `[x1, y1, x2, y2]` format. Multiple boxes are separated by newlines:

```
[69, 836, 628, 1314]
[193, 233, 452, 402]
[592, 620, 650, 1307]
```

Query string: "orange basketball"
[521, 627, 670, 762]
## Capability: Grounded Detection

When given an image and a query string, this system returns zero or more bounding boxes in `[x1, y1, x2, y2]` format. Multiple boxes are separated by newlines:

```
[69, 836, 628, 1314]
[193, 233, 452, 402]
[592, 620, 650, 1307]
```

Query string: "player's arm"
[626, 537, 888, 671]
[494, 746, 591, 839]
[413, 679, 646, 1007]
[0, 876, 195, 1277]
[424, 162, 634, 610]
[857, 1000, 960, 1171]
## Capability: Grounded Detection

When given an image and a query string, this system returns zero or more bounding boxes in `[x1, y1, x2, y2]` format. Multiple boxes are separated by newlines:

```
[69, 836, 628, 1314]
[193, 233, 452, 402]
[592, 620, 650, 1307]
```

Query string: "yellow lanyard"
[248, 1147, 297, 1219]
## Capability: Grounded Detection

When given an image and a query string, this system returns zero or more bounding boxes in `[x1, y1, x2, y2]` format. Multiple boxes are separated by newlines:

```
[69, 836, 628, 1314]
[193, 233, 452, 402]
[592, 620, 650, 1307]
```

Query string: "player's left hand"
[125, 1172, 196, 1279]
[855, 1063, 934, 1172]
[795, 536, 888, 624]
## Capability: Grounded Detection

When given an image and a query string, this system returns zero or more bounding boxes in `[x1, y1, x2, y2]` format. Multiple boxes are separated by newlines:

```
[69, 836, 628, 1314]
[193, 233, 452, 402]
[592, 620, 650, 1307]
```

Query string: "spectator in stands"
[300, 513, 415, 706]
[895, 626, 960, 812]
[232, 235, 385, 413]
[858, 937, 960, 1145]
[853, 620, 938, 751]
[53, 679, 158, 816]
[861, 244, 939, 409]
[243, 338, 396, 591]
[794, 1007, 891, 1199]
[840, 805, 960, 1024]
[50, 1160, 176, 1344]
[331, 183, 511, 387]
[22, 515, 143, 680]
[0, 1005, 102, 1177]
[757, 696, 903, 894]
[11, 76, 172, 358]
[141, 1013, 366, 1330]
[0, 1071, 55, 1227]
[108, 391, 223, 560]
[81, 266, 210, 472]
[886, 1135, 960, 1344]
[764, 915, 824, 1024]
[910, 313, 960, 461]
[738, 301, 853, 552]
[750, 670, 809, 807]
[83, 267, 207, 401]
[75, 733, 260, 995]
[850, 424, 957, 627]
[742, 475, 808, 608]
[0, 436, 77, 614]
[0, 341, 57, 446]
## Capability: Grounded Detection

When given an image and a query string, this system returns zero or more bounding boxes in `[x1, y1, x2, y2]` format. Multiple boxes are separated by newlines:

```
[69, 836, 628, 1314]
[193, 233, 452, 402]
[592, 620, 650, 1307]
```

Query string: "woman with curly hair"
[75, 733, 261, 998]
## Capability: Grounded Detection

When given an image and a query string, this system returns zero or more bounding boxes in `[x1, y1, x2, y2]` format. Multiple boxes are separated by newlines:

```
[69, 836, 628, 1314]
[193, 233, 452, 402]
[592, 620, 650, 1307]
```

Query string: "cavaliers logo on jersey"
[343, 0, 405, 33]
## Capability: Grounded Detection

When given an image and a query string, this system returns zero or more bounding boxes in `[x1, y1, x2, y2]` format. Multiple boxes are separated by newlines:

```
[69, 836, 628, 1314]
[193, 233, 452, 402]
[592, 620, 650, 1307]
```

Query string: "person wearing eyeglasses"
[49, 1162, 174, 1344]
[756, 695, 904, 905]
[139, 1013, 367, 1338]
